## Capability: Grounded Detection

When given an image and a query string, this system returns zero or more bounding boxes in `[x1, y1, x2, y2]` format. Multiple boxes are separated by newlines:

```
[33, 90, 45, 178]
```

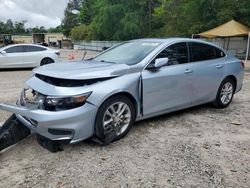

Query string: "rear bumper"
[0, 102, 97, 143]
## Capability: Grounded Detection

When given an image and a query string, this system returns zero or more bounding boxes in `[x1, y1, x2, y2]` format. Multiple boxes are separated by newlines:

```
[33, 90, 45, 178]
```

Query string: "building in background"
[12, 35, 33, 44]
[12, 33, 68, 48]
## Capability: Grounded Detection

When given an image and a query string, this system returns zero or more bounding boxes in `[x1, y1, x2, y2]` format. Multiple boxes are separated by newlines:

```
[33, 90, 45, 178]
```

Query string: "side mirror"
[0, 51, 6, 55]
[154, 58, 169, 68]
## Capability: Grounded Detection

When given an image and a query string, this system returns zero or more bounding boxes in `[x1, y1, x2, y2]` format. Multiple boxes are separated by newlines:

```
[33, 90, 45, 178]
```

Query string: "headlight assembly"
[44, 92, 92, 111]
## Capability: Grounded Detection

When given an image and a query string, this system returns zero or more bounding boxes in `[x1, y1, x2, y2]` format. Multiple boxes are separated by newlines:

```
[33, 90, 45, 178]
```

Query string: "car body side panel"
[226, 57, 244, 93]
[188, 57, 228, 105]
[23, 52, 41, 67]
[23, 50, 59, 67]
[0, 52, 24, 68]
[23, 51, 44, 67]
[142, 65, 192, 116]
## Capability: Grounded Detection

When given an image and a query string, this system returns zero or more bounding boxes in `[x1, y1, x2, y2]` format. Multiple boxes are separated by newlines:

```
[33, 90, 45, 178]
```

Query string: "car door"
[0, 46, 24, 68]
[188, 42, 227, 104]
[23, 45, 47, 67]
[142, 42, 193, 116]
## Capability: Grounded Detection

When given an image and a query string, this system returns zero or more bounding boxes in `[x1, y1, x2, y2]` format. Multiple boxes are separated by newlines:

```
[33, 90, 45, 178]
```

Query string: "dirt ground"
[0, 53, 249, 188]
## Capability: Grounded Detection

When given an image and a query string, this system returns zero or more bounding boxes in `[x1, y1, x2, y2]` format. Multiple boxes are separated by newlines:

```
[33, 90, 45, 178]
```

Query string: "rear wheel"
[95, 95, 136, 145]
[40, 58, 54, 66]
[213, 78, 235, 108]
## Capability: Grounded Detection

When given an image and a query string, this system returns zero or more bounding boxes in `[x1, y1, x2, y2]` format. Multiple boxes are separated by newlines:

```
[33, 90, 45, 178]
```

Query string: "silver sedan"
[0, 38, 244, 145]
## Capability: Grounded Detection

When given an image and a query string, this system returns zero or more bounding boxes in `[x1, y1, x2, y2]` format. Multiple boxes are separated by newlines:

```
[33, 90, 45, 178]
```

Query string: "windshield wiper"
[100, 60, 116, 64]
[86, 57, 94, 60]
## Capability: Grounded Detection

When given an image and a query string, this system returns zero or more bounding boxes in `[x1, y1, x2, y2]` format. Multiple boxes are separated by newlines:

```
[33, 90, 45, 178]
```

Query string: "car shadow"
[0, 68, 33, 72]
[135, 103, 215, 126]
[70, 103, 217, 150]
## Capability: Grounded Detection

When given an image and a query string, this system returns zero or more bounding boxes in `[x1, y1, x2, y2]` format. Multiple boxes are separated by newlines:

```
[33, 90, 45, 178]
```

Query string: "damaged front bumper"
[0, 102, 97, 144]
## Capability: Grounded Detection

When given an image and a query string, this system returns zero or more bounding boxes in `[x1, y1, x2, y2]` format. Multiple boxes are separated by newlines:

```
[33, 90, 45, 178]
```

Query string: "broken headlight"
[44, 92, 92, 111]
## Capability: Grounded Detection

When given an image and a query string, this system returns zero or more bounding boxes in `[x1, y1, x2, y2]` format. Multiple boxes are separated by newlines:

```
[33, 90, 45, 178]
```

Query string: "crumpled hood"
[33, 60, 130, 80]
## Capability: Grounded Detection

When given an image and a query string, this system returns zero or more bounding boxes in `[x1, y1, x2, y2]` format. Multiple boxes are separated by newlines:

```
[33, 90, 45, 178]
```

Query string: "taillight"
[240, 61, 245, 69]
[55, 52, 60, 56]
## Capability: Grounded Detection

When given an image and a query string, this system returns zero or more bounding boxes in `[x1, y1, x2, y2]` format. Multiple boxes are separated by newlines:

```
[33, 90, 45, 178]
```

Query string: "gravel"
[0, 55, 249, 187]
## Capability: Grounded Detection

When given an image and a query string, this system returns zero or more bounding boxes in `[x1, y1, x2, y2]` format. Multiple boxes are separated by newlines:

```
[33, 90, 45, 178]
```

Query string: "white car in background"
[0, 44, 60, 69]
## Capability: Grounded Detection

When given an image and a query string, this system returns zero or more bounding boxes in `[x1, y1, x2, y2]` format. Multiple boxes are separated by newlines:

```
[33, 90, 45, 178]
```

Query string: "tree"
[61, 0, 82, 37]
[78, 0, 93, 25]
[0, 21, 6, 33]
[90, 0, 152, 40]
[70, 24, 91, 40]
[48, 25, 63, 33]
[66, 0, 250, 40]
[5, 19, 14, 33]
[14, 20, 27, 34]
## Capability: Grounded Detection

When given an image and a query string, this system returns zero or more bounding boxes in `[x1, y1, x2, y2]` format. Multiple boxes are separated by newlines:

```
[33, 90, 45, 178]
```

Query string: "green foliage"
[0, 19, 57, 35]
[1, 0, 250, 40]
[81, 0, 156, 40]
[70, 24, 91, 41]
[78, 0, 92, 25]
[64, 0, 250, 40]
[153, 0, 250, 37]
[48, 25, 63, 33]
[61, 0, 82, 37]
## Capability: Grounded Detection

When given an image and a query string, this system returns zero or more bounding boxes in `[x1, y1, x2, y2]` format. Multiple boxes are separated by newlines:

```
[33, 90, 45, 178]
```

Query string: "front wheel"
[95, 95, 136, 145]
[213, 78, 235, 108]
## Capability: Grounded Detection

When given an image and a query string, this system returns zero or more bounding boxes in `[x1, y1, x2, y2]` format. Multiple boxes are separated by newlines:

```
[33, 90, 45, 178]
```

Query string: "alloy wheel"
[102, 102, 131, 136]
[220, 82, 233, 105]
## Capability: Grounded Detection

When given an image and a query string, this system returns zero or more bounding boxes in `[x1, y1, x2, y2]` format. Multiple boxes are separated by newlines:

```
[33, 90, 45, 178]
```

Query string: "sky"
[0, 0, 67, 28]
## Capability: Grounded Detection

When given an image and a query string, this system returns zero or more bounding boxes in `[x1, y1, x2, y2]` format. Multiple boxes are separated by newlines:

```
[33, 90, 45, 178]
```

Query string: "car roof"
[130, 37, 224, 51]
[133, 37, 212, 44]
[1, 43, 48, 49]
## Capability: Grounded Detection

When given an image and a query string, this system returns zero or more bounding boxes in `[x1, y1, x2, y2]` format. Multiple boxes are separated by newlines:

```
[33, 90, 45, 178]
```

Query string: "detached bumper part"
[0, 114, 31, 151]
[0, 114, 70, 152]
[36, 134, 70, 153]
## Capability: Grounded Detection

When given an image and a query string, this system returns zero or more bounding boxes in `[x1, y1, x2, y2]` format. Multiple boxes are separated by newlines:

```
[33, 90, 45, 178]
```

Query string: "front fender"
[87, 72, 142, 118]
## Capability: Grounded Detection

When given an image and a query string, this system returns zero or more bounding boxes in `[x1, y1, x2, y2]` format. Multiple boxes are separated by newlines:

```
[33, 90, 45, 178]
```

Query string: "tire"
[40, 58, 54, 66]
[95, 95, 136, 144]
[213, 77, 236, 108]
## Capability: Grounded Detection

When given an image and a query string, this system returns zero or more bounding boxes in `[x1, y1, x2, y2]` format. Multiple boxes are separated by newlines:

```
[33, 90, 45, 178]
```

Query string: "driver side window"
[155, 42, 189, 66]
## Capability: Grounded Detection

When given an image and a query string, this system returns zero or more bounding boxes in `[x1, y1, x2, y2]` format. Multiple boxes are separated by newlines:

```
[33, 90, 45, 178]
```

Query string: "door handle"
[184, 69, 193, 74]
[216, 64, 223, 69]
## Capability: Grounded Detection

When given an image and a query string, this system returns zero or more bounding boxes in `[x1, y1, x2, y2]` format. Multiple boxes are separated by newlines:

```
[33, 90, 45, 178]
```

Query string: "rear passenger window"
[189, 42, 217, 62]
[24, 46, 46, 52]
[155, 42, 189, 65]
[215, 48, 225, 58]
[5, 46, 24, 53]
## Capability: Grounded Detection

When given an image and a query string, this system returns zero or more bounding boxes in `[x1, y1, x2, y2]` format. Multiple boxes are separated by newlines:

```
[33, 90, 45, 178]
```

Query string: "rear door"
[188, 42, 227, 104]
[142, 42, 193, 116]
[0, 46, 24, 68]
[23, 45, 47, 67]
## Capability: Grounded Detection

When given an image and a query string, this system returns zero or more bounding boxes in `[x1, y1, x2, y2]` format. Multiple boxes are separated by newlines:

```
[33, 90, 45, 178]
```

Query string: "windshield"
[94, 41, 160, 65]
